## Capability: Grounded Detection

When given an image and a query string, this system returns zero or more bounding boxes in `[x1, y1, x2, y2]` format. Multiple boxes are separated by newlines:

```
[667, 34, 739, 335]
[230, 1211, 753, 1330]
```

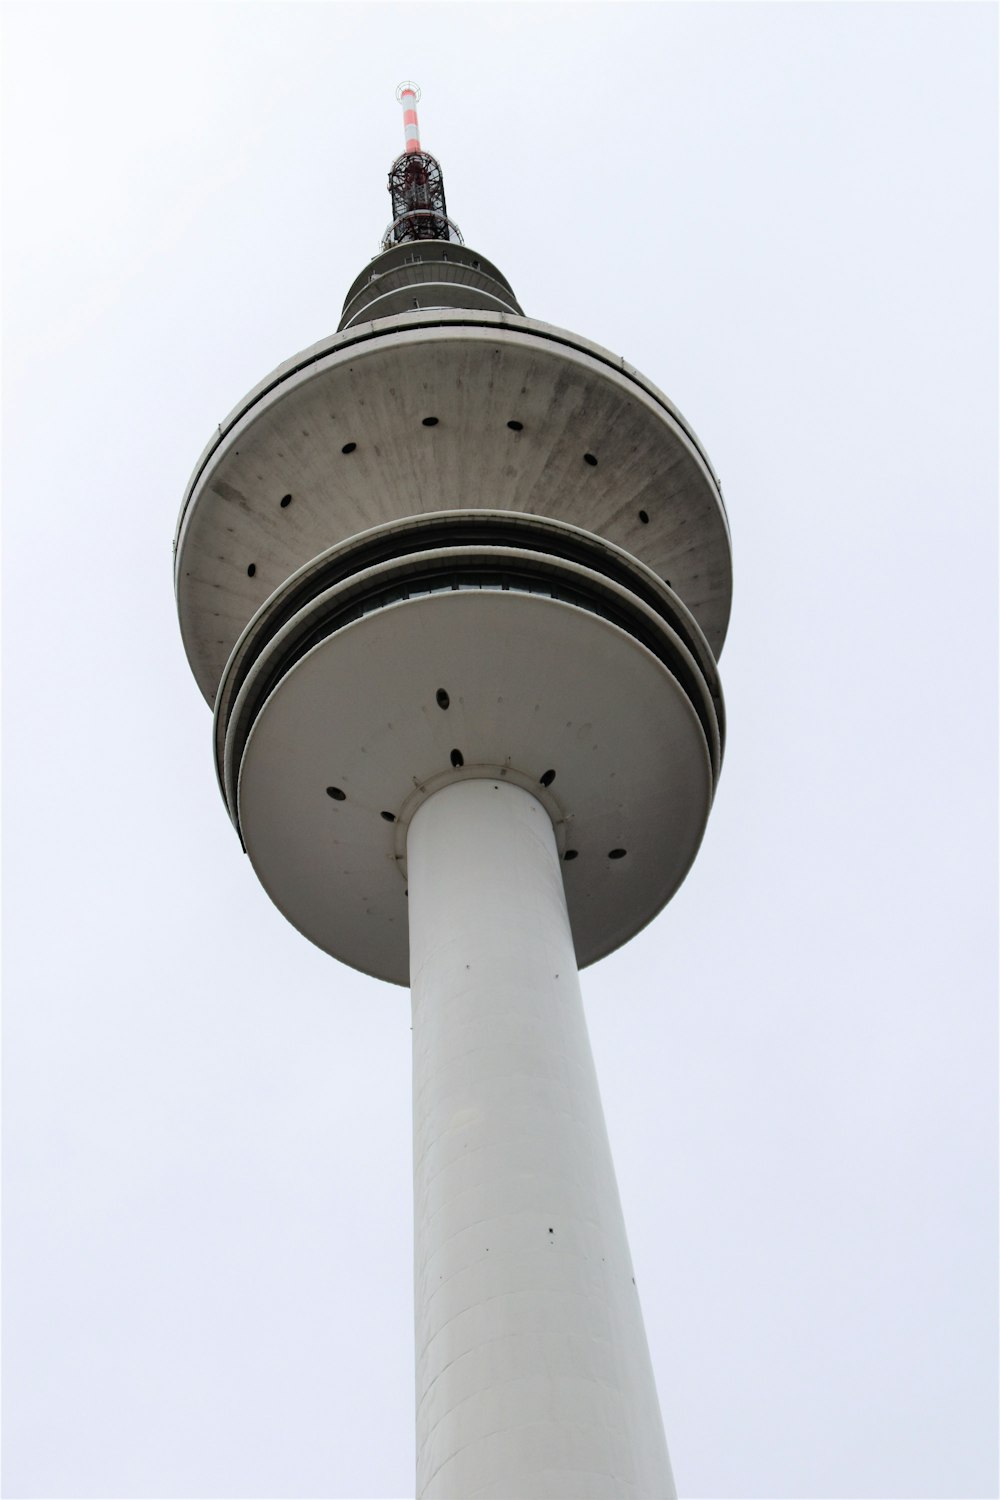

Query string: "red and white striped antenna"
[395, 81, 422, 154]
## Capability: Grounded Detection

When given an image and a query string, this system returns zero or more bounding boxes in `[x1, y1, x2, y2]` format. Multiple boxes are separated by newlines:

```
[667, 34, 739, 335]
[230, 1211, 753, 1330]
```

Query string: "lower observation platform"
[236, 588, 713, 983]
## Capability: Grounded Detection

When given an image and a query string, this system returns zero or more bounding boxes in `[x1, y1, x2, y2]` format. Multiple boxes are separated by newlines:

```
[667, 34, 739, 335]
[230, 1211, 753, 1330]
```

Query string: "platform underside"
[175, 312, 732, 706]
[236, 590, 713, 983]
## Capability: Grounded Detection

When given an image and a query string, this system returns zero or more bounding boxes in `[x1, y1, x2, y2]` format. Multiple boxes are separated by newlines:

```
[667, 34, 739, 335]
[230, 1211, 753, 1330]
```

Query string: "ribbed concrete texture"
[409, 779, 676, 1499]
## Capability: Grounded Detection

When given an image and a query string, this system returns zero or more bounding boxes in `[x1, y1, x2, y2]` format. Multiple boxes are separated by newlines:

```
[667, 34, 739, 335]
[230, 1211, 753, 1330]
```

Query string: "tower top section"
[383, 83, 462, 252]
[174, 86, 733, 981]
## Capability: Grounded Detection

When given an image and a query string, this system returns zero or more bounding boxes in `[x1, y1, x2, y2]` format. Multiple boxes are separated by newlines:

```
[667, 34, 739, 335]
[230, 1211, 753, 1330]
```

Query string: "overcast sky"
[3, 3, 997, 1498]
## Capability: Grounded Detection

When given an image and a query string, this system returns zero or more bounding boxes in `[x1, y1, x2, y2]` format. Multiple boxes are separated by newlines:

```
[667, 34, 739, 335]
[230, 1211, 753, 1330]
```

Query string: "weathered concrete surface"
[175, 311, 731, 707]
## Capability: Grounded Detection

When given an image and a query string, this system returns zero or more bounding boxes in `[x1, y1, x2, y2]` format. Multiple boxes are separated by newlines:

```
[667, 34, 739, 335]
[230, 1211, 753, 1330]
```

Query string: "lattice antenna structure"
[383, 82, 463, 251]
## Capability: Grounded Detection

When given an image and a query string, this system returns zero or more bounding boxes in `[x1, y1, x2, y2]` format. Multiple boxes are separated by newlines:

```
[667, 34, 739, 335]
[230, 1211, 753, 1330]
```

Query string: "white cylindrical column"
[408, 777, 676, 1499]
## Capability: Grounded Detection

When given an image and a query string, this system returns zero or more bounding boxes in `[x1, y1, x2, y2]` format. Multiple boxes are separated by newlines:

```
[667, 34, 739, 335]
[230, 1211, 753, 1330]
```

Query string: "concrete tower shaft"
[409, 778, 676, 1494]
[174, 85, 732, 1498]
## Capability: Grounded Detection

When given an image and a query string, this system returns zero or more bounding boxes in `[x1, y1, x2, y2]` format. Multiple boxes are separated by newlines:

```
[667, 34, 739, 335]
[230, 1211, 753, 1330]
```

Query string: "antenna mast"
[398, 79, 422, 152]
[383, 82, 462, 251]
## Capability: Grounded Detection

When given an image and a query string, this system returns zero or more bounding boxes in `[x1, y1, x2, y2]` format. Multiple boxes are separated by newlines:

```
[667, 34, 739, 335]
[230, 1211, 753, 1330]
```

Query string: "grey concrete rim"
[211, 510, 726, 815]
[173, 309, 728, 578]
[235, 590, 715, 982]
[220, 546, 722, 830]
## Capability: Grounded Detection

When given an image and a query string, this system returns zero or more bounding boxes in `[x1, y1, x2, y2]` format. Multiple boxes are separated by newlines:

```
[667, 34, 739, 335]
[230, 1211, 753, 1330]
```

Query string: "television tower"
[174, 84, 731, 1499]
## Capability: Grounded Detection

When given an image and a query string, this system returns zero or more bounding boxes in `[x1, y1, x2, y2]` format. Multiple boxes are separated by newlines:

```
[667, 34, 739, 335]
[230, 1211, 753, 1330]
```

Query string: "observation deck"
[174, 301, 731, 982]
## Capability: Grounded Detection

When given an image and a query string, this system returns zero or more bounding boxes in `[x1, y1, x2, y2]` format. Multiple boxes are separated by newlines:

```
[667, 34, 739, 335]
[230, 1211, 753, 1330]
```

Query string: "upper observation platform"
[174, 307, 732, 708]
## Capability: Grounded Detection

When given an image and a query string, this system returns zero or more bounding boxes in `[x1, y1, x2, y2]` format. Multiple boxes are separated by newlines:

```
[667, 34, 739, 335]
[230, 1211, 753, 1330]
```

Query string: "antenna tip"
[395, 80, 421, 103]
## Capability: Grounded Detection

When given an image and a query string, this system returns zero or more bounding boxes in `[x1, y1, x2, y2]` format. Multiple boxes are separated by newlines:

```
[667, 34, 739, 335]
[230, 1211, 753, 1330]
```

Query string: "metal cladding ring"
[381, 211, 464, 250]
[213, 511, 726, 818]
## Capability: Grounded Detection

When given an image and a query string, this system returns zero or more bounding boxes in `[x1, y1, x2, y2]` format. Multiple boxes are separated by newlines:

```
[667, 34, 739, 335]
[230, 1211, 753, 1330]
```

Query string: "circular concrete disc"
[176, 314, 732, 706]
[237, 590, 713, 983]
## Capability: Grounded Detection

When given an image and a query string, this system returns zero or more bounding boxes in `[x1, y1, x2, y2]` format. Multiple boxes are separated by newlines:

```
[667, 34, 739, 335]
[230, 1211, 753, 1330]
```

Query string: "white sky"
[3, 3, 997, 1497]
